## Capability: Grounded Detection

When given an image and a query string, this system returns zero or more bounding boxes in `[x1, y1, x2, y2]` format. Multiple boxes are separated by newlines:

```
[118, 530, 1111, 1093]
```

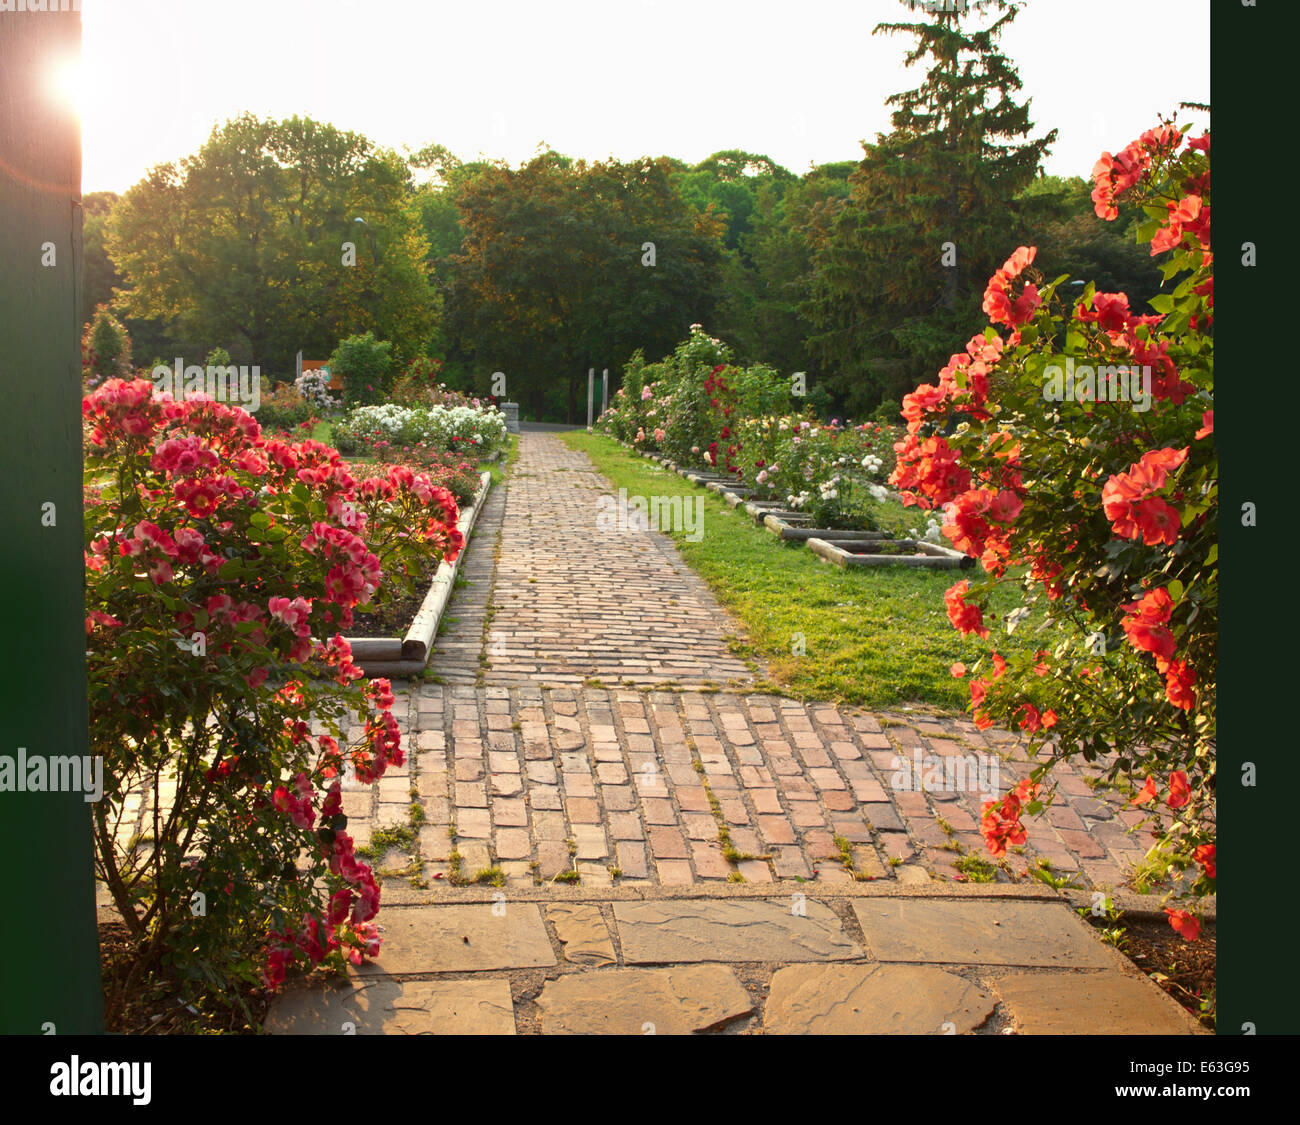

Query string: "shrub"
[389, 356, 445, 408]
[599, 326, 800, 476]
[295, 369, 341, 412]
[328, 332, 395, 406]
[872, 398, 903, 426]
[890, 119, 1214, 935]
[82, 379, 464, 1010]
[738, 417, 892, 529]
[348, 451, 481, 507]
[256, 380, 315, 432]
[82, 304, 133, 388]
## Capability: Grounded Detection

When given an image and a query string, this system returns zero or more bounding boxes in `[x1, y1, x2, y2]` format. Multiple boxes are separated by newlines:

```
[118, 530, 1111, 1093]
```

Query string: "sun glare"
[47, 53, 85, 120]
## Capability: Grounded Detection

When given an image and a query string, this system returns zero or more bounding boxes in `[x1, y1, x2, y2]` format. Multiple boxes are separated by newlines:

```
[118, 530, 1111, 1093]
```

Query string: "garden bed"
[626, 440, 934, 554]
[741, 499, 789, 523]
[807, 536, 973, 569]
[345, 469, 491, 677]
[1085, 913, 1216, 1030]
[719, 487, 757, 508]
[764, 513, 891, 542]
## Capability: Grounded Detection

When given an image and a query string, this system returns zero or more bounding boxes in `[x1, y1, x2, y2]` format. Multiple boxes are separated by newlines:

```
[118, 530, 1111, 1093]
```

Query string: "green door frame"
[0, 6, 104, 1034]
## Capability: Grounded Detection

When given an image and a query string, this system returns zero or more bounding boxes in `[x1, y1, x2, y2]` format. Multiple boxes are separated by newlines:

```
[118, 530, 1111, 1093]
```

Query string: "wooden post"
[587, 366, 594, 430]
[601, 367, 608, 419]
[0, 7, 104, 1032]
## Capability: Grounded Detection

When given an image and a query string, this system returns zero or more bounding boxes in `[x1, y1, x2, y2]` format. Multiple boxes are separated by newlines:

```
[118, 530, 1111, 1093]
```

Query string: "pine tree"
[804, 0, 1057, 415]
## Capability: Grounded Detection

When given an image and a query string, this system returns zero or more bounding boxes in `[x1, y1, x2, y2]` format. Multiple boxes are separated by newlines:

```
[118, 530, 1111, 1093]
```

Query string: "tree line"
[82, 0, 1165, 422]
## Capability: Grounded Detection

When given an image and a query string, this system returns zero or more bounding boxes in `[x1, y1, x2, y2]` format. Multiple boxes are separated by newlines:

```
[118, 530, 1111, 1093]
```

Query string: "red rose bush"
[890, 120, 1215, 936]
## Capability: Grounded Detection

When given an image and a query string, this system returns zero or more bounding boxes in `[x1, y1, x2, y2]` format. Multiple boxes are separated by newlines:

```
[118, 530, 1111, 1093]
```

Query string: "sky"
[62, 0, 1210, 195]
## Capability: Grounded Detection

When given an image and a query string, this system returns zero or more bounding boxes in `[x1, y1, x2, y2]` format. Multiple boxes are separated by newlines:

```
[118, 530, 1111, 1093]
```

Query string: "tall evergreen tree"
[804, 0, 1056, 415]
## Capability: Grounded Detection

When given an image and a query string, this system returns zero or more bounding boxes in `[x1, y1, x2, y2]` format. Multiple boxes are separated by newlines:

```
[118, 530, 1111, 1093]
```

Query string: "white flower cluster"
[336, 401, 507, 456]
[296, 369, 341, 410]
[909, 518, 943, 544]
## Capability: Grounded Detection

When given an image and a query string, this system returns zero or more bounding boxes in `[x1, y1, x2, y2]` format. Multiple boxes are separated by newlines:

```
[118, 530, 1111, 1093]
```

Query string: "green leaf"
[1136, 219, 1162, 242]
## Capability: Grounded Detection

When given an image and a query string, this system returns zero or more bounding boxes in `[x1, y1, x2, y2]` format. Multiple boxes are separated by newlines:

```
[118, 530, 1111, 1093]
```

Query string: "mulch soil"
[348, 556, 441, 638]
[99, 919, 271, 1035]
[1093, 913, 1216, 1030]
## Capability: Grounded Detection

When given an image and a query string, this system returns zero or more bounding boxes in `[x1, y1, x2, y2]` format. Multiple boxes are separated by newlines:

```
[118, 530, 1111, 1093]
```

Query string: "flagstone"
[851, 898, 1116, 967]
[764, 963, 995, 1035]
[994, 970, 1201, 1034]
[361, 904, 556, 973]
[614, 898, 861, 963]
[266, 978, 515, 1035]
[537, 966, 752, 1034]
[546, 904, 617, 966]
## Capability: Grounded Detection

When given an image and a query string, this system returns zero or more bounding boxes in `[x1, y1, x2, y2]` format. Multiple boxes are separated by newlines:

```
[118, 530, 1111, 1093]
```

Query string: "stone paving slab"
[546, 904, 617, 966]
[251, 893, 1203, 1035]
[764, 963, 996, 1035]
[265, 978, 516, 1035]
[362, 904, 556, 974]
[537, 965, 754, 1034]
[994, 970, 1202, 1034]
[850, 898, 1116, 968]
[614, 898, 861, 963]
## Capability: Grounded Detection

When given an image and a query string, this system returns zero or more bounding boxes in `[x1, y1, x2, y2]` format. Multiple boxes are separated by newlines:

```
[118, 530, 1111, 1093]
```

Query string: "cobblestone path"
[363, 433, 1163, 894]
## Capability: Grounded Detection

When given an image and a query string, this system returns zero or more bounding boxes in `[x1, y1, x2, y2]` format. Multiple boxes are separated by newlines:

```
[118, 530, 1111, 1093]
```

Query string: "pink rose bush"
[84, 379, 461, 1001]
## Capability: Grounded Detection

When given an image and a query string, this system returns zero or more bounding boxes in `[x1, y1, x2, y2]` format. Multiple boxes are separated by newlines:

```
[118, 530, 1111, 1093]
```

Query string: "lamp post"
[353, 216, 382, 264]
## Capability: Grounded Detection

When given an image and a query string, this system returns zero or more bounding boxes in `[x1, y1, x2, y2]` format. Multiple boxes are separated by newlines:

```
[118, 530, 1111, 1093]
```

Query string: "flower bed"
[597, 326, 906, 534]
[333, 401, 508, 463]
[618, 435, 946, 565]
[344, 469, 492, 674]
[807, 536, 973, 569]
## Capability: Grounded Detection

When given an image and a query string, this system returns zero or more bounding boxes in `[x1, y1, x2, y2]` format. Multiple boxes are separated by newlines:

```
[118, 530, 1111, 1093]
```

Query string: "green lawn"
[489, 433, 519, 486]
[561, 431, 1037, 712]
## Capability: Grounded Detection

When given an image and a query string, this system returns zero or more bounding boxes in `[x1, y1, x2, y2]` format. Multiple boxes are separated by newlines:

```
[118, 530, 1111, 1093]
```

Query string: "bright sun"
[47, 54, 85, 119]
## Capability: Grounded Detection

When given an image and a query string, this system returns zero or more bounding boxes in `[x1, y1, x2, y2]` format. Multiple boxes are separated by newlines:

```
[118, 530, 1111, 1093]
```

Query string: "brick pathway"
[100, 434, 1177, 900]
[481, 435, 754, 687]
[352, 433, 1173, 896]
